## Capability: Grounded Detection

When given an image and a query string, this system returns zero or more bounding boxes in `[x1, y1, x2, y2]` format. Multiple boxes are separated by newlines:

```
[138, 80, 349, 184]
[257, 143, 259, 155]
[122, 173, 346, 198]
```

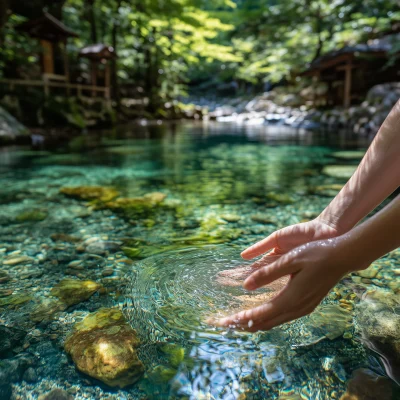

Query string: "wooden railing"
[0, 77, 111, 104]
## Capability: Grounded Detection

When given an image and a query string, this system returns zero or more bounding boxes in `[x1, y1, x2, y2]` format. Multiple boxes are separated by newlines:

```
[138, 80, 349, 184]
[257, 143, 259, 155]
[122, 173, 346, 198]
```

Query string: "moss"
[0, 293, 32, 307]
[65, 308, 144, 388]
[147, 365, 177, 384]
[60, 186, 119, 202]
[160, 344, 185, 367]
[15, 209, 48, 222]
[50, 278, 102, 307]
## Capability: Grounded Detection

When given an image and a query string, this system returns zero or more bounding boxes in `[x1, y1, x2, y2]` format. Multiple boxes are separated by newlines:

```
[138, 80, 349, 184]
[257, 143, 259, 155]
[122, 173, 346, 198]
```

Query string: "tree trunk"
[0, 0, 10, 48]
[110, 0, 122, 111]
[87, 0, 97, 43]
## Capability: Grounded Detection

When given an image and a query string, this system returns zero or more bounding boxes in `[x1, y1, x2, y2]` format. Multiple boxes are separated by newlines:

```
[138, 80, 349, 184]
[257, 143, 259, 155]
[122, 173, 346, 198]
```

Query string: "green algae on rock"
[266, 192, 295, 204]
[322, 165, 358, 180]
[60, 186, 119, 202]
[29, 298, 68, 323]
[293, 304, 353, 348]
[311, 184, 344, 197]
[147, 365, 177, 384]
[331, 151, 366, 160]
[50, 278, 102, 307]
[160, 344, 185, 368]
[15, 209, 48, 222]
[0, 293, 32, 307]
[64, 308, 144, 388]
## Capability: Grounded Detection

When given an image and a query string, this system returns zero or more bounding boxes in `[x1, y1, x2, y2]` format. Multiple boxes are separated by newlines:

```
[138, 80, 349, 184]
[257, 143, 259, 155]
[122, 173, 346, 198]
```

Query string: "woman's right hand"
[241, 217, 342, 267]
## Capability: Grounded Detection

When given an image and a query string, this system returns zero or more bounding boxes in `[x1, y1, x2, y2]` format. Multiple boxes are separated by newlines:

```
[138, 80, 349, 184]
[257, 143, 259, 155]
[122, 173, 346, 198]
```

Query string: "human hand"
[210, 234, 368, 332]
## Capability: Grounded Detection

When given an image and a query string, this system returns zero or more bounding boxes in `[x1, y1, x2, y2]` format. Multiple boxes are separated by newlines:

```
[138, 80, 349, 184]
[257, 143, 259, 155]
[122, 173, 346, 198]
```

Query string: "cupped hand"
[210, 235, 367, 332]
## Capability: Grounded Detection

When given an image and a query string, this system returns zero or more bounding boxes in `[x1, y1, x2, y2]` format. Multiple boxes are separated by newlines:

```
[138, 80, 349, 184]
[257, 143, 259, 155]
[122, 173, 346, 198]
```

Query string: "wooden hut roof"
[79, 44, 116, 60]
[302, 38, 392, 75]
[17, 12, 78, 42]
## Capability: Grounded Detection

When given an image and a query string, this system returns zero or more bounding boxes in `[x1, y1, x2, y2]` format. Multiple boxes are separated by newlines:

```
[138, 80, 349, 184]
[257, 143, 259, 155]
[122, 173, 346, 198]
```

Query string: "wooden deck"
[0, 77, 111, 107]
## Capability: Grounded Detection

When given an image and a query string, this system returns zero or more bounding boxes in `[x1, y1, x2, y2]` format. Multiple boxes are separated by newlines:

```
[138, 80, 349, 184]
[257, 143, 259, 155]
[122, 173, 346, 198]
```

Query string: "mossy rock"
[50, 278, 102, 307]
[30, 298, 67, 323]
[15, 209, 48, 222]
[64, 308, 144, 388]
[160, 344, 185, 367]
[322, 165, 357, 180]
[266, 192, 295, 204]
[60, 186, 119, 202]
[311, 184, 344, 197]
[331, 151, 365, 160]
[147, 365, 177, 384]
[102, 192, 167, 218]
[0, 293, 32, 307]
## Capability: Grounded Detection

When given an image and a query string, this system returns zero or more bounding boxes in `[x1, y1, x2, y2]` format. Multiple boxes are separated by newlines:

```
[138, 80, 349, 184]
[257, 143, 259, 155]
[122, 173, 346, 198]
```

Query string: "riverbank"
[206, 82, 400, 138]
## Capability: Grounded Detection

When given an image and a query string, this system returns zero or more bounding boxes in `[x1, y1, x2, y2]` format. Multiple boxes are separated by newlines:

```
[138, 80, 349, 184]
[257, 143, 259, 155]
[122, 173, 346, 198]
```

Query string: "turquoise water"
[0, 122, 399, 399]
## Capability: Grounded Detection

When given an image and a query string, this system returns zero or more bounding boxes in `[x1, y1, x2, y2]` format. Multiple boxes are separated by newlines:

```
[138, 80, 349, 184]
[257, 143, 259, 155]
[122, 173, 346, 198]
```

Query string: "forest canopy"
[1, 0, 399, 102]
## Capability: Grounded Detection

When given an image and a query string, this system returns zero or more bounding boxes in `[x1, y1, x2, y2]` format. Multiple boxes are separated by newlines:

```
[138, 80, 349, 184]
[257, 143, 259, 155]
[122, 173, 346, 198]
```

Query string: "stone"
[0, 293, 32, 307]
[312, 184, 343, 197]
[220, 214, 241, 223]
[60, 186, 119, 202]
[64, 308, 144, 387]
[147, 365, 177, 384]
[160, 344, 185, 367]
[50, 278, 102, 307]
[293, 304, 352, 348]
[15, 209, 47, 222]
[322, 165, 357, 180]
[50, 233, 81, 243]
[266, 192, 294, 204]
[0, 325, 26, 356]
[85, 240, 121, 255]
[340, 368, 393, 400]
[22, 367, 38, 383]
[331, 151, 365, 160]
[39, 389, 73, 400]
[2, 255, 33, 266]
[250, 214, 277, 224]
[30, 298, 68, 323]
[0, 271, 11, 284]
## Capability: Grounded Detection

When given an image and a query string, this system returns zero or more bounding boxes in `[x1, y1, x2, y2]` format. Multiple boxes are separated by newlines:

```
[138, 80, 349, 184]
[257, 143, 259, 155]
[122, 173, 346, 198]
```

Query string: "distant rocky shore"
[207, 82, 400, 137]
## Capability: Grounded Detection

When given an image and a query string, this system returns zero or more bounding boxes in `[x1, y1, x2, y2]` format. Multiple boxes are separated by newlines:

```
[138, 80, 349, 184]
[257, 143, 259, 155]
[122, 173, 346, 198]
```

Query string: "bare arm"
[319, 100, 400, 232]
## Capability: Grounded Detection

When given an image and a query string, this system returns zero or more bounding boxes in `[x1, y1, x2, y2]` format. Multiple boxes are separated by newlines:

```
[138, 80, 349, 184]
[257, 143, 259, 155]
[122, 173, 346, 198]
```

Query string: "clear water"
[0, 122, 399, 399]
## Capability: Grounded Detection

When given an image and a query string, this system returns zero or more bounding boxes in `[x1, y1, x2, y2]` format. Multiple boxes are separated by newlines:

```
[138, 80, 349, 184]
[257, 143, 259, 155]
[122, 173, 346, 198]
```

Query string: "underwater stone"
[221, 214, 241, 223]
[0, 325, 26, 356]
[147, 365, 177, 384]
[266, 192, 295, 204]
[60, 186, 119, 202]
[64, 308, 144, 388]
[39, 389, 73, 400]
[15, 209, 47, 222]
[2, 255, 33, 266]
[85, 240, 121, 255]
[322, 165, 358, 180]
[30, 298, 68, 323]
[331, 151, 365, 160]
[0, 293, 32, 307]
[340, 368, 393, 400]
[0, 270, 11, 284]
[161, 344, 185, 367]
[311, 184, 343, 197]
[50, 278, 102, 307]
[293, 304, 352, 347]
[250, 214, 277, 224]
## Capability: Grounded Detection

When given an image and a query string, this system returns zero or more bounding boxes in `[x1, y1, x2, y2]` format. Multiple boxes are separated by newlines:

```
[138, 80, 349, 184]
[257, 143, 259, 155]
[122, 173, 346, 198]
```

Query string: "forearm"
[319, 100, 400, 233]
[341, 194, 400, 271]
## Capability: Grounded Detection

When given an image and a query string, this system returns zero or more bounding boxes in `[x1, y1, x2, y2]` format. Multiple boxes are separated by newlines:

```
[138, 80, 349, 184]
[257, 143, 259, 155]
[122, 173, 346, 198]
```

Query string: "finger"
[244, 257, 298, 290]
[249, 253, 281, 270]
[241, 232, 278, 260]
[210, 287, 289, 328]
[246, 311, 299, 332]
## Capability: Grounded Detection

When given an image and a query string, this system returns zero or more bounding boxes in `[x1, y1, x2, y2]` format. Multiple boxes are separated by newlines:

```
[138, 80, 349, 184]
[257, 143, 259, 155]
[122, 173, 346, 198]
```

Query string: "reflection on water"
[0, 122, 398, 399]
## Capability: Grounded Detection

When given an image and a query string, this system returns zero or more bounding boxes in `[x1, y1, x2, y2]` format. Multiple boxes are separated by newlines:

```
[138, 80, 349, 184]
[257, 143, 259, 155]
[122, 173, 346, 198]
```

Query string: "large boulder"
[65, 308, 144, 387]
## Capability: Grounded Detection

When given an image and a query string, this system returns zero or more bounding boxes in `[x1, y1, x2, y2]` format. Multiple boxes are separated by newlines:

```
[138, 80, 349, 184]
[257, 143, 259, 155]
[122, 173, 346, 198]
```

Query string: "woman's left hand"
[210, 236, 368, 332]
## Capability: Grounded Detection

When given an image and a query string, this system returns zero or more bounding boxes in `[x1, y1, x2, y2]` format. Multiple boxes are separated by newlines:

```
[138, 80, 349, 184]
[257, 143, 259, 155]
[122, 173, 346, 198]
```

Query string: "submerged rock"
[331, 151, 365, 160]
[60, 186, 119, 202]
[64, 308, 144, 387]
[322, 165, 357, 180]
[50, 278, 102, 307]
[0, 293, 32, 307]
[0, 325, 26, 356]
[266, 192, 295, 204]
[311, 184, 343, 197]
[30, 298, 67, 323]
[161, 344, 185, 367]
[2, 255, 33, 266]
[39, 389, 73, 400]
[356, 289, 400, 384]
[340, 368, 394, 400]
[15, 209, 47, 222]
[293, 304, 352, 348]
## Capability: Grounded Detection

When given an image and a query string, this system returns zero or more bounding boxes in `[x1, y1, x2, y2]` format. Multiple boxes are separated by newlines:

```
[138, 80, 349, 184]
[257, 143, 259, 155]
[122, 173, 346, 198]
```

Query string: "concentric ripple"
[123, 246, 280, 342]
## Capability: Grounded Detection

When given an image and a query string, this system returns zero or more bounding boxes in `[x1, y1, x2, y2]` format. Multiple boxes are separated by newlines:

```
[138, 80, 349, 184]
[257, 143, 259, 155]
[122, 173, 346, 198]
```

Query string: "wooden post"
[105, 62, 111, 96]
[91, 60, 97, 97]
[41, 40, 54, 75]
[63, 40, 70, 96]
[343, 62, 352, 108]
